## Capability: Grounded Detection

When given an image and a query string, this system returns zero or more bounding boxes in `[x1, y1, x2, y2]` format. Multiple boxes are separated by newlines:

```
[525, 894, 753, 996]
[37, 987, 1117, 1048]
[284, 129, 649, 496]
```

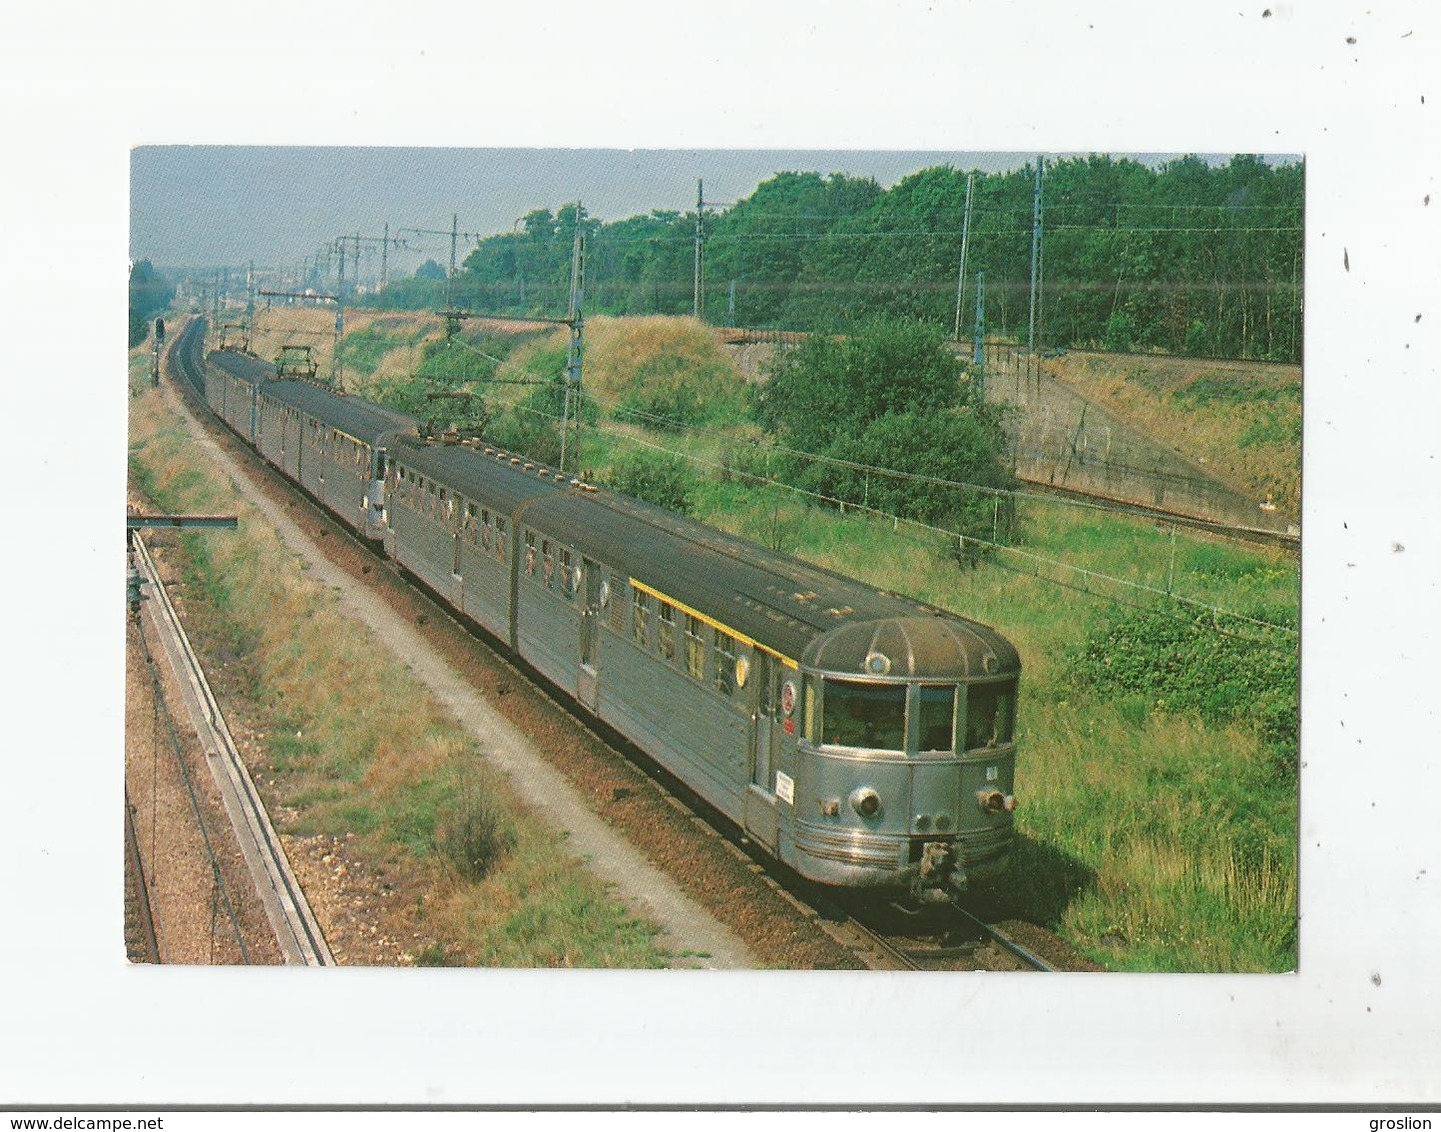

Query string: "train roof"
[388, 435, 564, 514]
[528, 487, 1017, 675]
[210, 350, 417, 444]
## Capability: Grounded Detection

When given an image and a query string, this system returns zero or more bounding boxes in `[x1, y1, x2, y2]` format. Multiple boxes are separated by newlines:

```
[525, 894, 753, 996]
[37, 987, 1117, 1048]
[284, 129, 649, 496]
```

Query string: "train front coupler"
[908, 840, 967, 904]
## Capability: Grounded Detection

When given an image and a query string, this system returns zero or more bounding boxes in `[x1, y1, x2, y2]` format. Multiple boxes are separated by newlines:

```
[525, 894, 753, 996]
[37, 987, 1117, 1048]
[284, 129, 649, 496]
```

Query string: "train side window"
[684, 614, 706, 680]
[608, 575, 627, 633]
[822, 679, 906, 753]
[542, 540, 554, 588]
[657, 603, 676, 661]
[464, 502, 477, 543]
[632, 590, 650, 647]
[713, 631, 737, 697]
[917, 685, 957, 752]
[525, 531, 537, 577]
[560, 549, 575, 598]
[802, 677, 816, 740]
[480, 509, 492, 551]
[495, 517, 508, 562]
[963, 681, 1016, 750]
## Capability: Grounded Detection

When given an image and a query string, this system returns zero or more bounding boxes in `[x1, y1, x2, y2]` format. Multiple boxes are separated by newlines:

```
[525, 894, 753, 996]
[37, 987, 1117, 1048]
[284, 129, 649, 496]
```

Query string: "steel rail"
[130, 532, 333, 966]
[950, 905, 1057, 972]
[122, 786, 162, 964]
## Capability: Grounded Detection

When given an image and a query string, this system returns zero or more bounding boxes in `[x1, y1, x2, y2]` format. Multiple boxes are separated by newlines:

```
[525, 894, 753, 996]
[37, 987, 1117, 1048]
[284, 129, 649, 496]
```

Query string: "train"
[173, 317, 1021, 901]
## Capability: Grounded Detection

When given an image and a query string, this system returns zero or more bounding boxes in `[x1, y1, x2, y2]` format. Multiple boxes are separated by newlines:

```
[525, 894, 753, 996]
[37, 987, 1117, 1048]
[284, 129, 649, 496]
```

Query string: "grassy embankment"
[126, 340, 665, 967]
[302, 310, 1301, 972]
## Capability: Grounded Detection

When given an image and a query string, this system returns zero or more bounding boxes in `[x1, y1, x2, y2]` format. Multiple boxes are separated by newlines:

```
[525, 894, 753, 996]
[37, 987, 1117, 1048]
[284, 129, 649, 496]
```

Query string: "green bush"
[433, 774, 516, 883]
[603, 449, 697, 515]
[755, 318, 1014, 540]
[1069, 602, 1299, 759]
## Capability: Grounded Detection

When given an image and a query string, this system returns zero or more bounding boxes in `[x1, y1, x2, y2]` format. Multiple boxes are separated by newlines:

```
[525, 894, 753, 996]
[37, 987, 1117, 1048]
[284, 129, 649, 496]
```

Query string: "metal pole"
[693, 179, 703, 319]
[448, 213, 458, 308]
[334, 290, 344, 388]
[973, 271, 986, 374]
[561, 217, 585, 475]
[953, 172, 974, 341]
[381, 222, 389, 289]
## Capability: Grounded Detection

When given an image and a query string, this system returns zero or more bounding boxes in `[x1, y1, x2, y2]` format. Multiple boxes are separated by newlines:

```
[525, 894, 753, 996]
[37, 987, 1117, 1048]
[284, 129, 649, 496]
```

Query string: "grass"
[127, 380, 667, 968]
[675, 455, 1299, 971]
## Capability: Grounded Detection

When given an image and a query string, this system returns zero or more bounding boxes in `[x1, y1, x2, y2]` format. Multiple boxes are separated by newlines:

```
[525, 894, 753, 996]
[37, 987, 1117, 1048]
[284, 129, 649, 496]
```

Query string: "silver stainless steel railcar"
[186, 319, 1020, 900]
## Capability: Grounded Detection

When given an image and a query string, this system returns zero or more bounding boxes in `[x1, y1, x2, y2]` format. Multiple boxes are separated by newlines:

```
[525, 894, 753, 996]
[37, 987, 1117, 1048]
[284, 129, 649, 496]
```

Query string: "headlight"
[976, 789, 1016, 814]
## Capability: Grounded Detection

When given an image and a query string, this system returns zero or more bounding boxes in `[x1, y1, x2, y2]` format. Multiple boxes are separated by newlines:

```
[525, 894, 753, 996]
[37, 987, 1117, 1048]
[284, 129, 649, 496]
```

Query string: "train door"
[577, 557, 601, 713]
[743, 650, 782, 851]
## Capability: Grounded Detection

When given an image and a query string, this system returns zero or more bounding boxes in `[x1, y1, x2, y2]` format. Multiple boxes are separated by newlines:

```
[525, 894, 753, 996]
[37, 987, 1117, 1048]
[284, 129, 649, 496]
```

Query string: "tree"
[757, 317, 966, 450]
[128, 260, 174, 348]
[415, 259, 447, 281]
[756, 318, 1013, 539]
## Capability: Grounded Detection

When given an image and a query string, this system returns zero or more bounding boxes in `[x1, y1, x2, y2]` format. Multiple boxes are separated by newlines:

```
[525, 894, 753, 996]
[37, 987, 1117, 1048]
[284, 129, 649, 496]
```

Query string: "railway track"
[1018, 476, 1300, 551]
[129, 529, 333, 966]
[162, 321, 1080, 972]
[806, 891, 1061, 972]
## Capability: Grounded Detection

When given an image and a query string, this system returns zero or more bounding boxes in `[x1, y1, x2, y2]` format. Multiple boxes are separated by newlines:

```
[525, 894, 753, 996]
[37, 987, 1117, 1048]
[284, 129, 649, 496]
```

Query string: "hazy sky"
[129, 146, 1287, 276]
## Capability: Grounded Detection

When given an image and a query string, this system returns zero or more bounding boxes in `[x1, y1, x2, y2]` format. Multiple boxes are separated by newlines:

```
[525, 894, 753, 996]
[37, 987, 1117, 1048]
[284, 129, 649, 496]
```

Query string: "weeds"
[433, 767, 516, 883]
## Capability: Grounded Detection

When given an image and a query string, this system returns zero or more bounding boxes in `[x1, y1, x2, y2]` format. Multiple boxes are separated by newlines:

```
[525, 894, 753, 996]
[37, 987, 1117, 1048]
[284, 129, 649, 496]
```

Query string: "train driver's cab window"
[917, 685, 957, 753]
[823, 680, 905, 753]
[963, 681, 1016, 750]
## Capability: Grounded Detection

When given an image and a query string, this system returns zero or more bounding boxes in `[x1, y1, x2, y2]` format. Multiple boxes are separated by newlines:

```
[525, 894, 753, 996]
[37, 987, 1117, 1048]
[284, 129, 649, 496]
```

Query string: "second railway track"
[160, 321, 1094, 972]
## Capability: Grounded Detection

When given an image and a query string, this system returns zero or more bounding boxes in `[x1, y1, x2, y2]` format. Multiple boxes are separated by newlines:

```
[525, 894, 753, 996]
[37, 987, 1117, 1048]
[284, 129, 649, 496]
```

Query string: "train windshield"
[822, 680, 905, 753]
[917, 685, 957, 752]
[964, 680, 1017, 750]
